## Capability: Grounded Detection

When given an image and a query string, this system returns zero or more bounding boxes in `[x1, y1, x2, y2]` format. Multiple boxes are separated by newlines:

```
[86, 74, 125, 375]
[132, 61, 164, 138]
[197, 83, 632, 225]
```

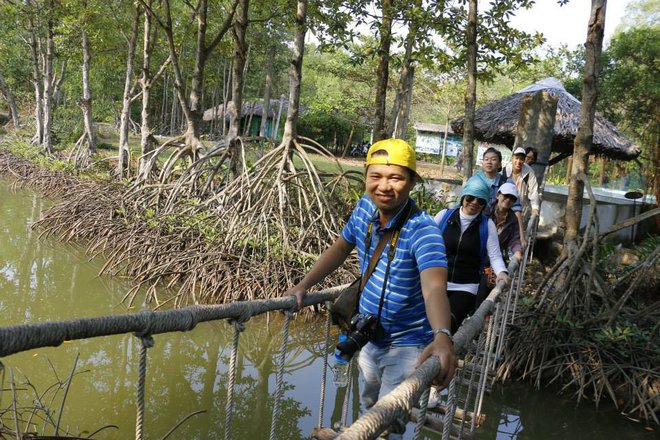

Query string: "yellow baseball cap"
[365, 138, 421, 180]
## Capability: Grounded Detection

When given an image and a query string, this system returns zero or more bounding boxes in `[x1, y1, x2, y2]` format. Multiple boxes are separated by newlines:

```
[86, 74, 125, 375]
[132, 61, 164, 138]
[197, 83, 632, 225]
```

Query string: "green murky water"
[0, 179, 653, 439]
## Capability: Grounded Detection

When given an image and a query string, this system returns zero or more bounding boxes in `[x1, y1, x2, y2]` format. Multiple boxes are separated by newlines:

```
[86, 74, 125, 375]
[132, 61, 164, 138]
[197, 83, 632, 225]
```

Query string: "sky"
[509, 0, 634, 49]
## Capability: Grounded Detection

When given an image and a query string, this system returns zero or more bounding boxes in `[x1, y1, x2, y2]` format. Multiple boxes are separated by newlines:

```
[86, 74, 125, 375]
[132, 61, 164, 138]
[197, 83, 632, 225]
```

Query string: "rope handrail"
[0, 284, 348, 358]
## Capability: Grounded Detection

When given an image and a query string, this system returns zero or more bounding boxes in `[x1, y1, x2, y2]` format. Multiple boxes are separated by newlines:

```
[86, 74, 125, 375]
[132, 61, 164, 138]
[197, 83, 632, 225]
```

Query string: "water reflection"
[1, 180, 653, 439]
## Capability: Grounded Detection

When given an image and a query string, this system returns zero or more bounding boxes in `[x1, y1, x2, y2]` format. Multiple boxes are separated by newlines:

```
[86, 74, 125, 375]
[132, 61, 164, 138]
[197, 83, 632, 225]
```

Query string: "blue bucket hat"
[460, 176, 491, 204]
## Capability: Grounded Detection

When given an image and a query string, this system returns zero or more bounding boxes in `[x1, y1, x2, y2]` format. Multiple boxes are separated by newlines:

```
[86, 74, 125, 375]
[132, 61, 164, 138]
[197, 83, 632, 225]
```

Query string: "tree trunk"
[222, 61, 231, 136]
[598, 156, 606, 185]
[159, 0, 238, 156]
[118, 6, 142, 178]
[372, 0, 392, 142]
[259, 43, 275, 138]
[80, 18, 96, 154]
[26, 0, 44, 144]
[440, 111, 450, 177]
[42, 1, 55, 154]
[273, 94, 285, 141]
[52, 59, 67, 106]
[139, 2, 155, 177]
[187, 0, 209, 153]
[514, 91, 558, 184]
[228, 0, 249, 140]
[389, 0, 419, 139]
[462, 0, 478, 182]
[564, 0, 607, 251]
[280, 0, 307, 147]
[227, 0, 249, 177]
[0, 70, 20, 129]
[397, 65, 414, 139]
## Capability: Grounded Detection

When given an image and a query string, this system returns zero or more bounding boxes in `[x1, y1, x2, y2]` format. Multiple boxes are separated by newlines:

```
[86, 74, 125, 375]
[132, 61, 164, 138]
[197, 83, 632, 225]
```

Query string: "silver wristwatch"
[433, 327, 453, 343]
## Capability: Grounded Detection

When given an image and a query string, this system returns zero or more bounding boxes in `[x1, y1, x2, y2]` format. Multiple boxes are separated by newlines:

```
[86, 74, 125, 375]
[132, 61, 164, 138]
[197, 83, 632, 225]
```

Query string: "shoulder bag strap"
[359, 224, 394, 292]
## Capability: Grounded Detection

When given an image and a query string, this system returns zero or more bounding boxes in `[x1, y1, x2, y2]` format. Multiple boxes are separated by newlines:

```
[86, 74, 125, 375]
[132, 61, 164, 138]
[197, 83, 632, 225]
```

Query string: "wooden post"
[513, 90, 558, 185]
[439, 117, 450, 177]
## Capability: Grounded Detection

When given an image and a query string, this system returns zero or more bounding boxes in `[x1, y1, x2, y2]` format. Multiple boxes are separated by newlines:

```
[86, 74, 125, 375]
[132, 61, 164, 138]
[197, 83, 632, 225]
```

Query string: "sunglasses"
[502, 194, 517, 202]
[464, 195, 487, 206]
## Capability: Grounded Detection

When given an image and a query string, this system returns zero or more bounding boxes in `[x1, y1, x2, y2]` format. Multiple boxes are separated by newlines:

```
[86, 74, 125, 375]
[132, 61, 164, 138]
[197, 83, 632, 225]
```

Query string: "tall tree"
[118, 5, 142, 178]
[41, 0, 57, 154]
[259, 25, 275, 138]
[227, 0, 250, 177]
[388, 0, 422, 139]
[462, 0, 477, 182]
[138, 1, 156, 177]
[372, 0, 393, 142]
[77, 0, 96, 155]
[280, 0, 307, 148]
[564, 0, 607, 251]
[0, 70, 20, 129]
[145, 0, 239, 156]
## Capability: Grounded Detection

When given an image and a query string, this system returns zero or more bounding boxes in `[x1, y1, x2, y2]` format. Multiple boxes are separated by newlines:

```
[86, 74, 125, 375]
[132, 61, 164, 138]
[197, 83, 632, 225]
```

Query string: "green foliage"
[3, 139, 75, 173]
[410, 184, 447, 214]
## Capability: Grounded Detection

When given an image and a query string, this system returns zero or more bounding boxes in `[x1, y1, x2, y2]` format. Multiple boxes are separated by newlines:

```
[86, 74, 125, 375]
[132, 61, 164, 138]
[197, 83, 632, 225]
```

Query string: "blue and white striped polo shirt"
[341, 195, 448, 347]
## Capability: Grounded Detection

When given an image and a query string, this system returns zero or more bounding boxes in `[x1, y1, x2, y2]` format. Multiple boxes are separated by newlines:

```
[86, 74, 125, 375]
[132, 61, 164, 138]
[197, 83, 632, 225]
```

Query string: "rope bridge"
[0, 215, 539, 440]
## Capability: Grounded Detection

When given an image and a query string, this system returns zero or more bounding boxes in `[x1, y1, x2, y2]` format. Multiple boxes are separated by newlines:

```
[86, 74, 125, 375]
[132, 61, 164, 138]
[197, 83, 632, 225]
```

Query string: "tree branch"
[205, 0, 240, 55]
[599, 207, 660, 238]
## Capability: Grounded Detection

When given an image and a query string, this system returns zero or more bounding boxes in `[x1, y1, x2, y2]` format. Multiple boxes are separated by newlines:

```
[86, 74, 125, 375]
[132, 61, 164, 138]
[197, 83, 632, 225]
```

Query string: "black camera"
[336, 314, 383, 361]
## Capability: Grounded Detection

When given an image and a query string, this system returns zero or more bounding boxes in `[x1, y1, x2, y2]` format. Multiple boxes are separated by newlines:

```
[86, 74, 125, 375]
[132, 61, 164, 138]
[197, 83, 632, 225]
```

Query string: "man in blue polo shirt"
[286, 138, 455, 438]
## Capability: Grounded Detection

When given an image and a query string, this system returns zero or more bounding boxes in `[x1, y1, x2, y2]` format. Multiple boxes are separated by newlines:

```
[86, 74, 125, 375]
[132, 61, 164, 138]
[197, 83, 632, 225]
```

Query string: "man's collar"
[370, 199, 413, 230]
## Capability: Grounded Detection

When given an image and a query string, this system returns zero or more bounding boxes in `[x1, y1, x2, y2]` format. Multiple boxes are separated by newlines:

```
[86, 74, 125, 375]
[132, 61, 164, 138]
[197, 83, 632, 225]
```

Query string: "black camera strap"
[361, 199, 419, 326]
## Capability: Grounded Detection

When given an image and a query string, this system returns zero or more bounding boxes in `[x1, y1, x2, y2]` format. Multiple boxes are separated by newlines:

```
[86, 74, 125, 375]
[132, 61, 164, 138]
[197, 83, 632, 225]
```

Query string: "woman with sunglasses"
[476, 182, 523, 306]
[434, 177, 510, 332]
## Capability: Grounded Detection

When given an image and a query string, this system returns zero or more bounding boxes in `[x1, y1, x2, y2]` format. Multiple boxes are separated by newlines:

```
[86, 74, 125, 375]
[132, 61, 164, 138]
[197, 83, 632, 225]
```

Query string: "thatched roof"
[451, 78, 640, 160]
[202, 98, 291, 122]
[414, 122, 455, 135]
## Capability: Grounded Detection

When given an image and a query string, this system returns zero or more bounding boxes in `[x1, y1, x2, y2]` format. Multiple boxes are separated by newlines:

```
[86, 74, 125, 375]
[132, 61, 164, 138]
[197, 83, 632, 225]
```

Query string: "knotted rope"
[269, 310, 292, 440]
[225, 319, 246, 440]
[317, 302, 333, 429]
[412, 386, 431, 440]
[134, 334, 154, 440]
[441, 376, 458, 440]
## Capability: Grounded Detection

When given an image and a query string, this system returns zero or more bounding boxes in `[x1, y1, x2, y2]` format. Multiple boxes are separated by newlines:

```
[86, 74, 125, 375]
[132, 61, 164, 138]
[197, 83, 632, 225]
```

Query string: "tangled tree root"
[1, 136, 361, 308]
[499, 175, 660, 426]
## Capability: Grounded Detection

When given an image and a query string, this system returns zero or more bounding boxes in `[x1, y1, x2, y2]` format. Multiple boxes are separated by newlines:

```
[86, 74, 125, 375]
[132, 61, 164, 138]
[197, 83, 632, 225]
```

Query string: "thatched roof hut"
[202, 98, 291, 122]
[451, 78, 640, 160]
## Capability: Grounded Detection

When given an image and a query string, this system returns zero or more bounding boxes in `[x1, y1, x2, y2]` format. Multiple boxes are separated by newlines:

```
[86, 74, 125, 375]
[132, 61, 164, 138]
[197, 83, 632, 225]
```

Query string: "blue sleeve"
[341, 195, 370, 245]
[410, 215, 448, 271]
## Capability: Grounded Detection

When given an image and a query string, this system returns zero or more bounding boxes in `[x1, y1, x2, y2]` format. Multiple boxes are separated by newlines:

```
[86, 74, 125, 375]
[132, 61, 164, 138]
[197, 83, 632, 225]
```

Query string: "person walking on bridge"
[433, 177, 510, 332]
[502, 147, 540, 248]
[285, 138, 456, 438]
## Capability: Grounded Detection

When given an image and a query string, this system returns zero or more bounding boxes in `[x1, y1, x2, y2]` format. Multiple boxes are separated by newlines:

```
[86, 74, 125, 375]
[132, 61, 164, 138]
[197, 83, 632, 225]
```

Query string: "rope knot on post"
[138, 334, 155, 349]
[133, 310, 154, 341]
[228, 319, 246, 333]
[183, 309, 199, 331]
